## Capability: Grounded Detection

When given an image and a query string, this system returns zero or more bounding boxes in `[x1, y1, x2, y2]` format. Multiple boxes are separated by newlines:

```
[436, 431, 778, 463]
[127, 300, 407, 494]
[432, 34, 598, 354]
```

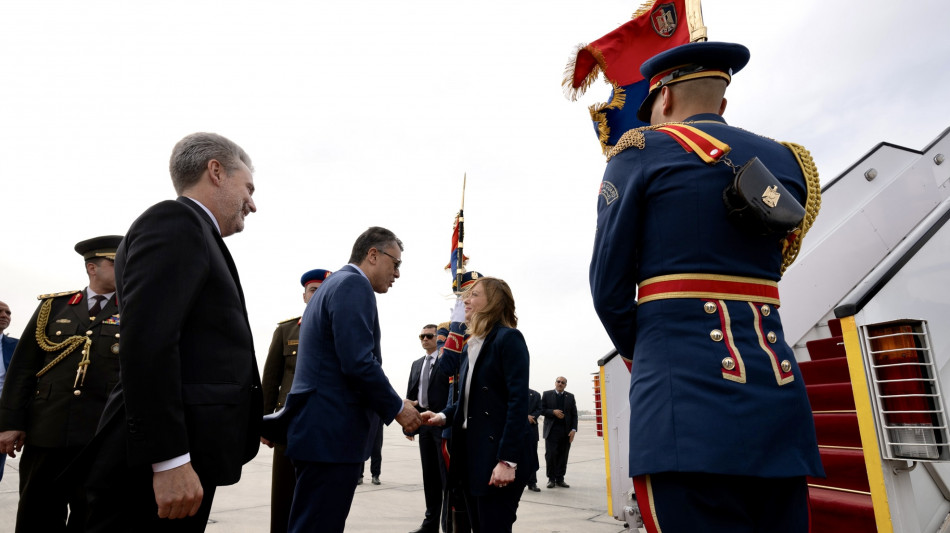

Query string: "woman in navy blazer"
[421, 277, 534, 532]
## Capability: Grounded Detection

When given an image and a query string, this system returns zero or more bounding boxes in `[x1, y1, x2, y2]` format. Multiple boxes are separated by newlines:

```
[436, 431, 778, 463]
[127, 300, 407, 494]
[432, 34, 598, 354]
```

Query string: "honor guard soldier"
[589, 42, 824, 533]
[0, 235, 123, 533]
[261, 268, 330, 533]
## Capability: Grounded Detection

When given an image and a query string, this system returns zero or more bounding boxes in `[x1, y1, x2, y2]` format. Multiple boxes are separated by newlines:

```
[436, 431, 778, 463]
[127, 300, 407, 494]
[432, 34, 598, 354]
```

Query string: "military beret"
[74, 235, 123, 261]
[637, 41, 750, 121]
[301, 269, 331, 287]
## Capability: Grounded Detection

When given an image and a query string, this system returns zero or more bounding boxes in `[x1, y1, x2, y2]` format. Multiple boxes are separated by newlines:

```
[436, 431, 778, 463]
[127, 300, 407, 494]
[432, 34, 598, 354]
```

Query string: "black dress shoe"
[546, 480, 555, 489]
[372, 476, 381, 485]
[527, 483, 541, 492]
[556, 480, 570, 488]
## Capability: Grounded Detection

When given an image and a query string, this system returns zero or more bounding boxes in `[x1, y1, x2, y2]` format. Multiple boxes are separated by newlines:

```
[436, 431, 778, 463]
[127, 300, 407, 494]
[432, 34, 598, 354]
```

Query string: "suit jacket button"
[710, 329, 724, 342]
[781, 360, 792, 373]
[481, 386, 488, 391]
[484, 411, 489, 416]
[488, 436, 494, 441]
[767, 331, 778, 343]
[722, 357, 736, 371]
[703, 301, 717, 314]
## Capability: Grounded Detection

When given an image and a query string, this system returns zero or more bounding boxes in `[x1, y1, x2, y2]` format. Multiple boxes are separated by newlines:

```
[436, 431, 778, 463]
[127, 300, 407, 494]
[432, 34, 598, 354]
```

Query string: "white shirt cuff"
[152, 453, 191, 472]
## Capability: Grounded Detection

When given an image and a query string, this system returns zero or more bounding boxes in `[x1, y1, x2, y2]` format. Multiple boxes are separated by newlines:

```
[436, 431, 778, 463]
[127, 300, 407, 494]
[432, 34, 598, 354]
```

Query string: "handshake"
[394, 399, 448, 433]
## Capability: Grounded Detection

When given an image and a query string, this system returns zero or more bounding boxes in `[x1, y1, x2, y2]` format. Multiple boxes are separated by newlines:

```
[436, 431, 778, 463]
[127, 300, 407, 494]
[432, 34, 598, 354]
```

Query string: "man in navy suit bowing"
[285, 226, 422, 533]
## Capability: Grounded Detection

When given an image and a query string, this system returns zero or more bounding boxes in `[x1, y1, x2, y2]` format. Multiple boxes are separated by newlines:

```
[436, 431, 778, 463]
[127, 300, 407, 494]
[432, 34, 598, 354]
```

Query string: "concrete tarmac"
[0, 419, 632, 532]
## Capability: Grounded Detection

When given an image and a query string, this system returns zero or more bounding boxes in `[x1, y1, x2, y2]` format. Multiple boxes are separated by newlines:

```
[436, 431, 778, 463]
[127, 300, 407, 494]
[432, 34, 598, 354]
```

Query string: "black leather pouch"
[722, 157, 805, 235]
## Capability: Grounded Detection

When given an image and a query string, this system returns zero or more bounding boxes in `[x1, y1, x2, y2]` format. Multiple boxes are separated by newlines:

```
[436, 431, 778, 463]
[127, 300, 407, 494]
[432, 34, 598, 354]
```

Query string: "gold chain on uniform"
[34, 298, 92, 381]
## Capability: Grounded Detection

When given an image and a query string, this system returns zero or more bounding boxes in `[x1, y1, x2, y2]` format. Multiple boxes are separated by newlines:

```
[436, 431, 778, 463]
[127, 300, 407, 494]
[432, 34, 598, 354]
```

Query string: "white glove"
[451, 298, 466, 323]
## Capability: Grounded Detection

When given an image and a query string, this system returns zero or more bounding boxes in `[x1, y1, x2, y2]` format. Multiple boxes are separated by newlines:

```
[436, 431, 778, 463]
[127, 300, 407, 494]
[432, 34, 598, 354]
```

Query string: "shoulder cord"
[34, 298, 92, 381]
[778, 142, 821, 274]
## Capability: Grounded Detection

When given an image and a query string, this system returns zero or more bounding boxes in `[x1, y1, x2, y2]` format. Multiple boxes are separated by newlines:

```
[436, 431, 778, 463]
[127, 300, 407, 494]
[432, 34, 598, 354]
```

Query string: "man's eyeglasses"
[556, 380, 566, 384]
[378, 250, 401, 270]
[419, 333, 435, 340]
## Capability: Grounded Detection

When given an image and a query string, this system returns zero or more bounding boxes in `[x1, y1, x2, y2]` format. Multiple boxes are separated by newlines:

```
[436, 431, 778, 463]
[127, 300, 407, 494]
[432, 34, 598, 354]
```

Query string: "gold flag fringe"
[588, 83, 627, 156]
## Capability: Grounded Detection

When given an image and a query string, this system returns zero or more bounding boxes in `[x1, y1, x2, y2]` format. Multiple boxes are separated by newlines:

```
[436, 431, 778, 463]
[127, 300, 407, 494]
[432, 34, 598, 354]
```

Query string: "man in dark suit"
[83, 132, 263, 532]
[0, 299, 16, 483]
[284, 226, 422, 533]
[541, 376, 578, 489]
[406, 323, 450, 533]
[0, 235, 122, 532]
[261, 268, 330, 533]
[525, 388, 542, 492]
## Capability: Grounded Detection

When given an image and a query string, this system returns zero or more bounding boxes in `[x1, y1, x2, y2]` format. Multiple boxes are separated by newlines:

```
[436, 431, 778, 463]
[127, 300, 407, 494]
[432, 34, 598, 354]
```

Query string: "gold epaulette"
[37, 289, 82, 300]
[438, 321, 451, 331]
[278, 316, 301, 325]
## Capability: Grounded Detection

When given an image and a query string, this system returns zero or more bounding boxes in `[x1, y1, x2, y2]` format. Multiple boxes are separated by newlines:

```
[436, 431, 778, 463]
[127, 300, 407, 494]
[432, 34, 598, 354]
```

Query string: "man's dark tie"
[89, 295, 107, 318]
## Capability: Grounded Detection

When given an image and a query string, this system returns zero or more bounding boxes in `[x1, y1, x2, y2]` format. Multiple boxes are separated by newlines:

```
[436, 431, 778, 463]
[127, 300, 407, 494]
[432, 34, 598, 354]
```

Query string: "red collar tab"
[68, 293, 83, 305]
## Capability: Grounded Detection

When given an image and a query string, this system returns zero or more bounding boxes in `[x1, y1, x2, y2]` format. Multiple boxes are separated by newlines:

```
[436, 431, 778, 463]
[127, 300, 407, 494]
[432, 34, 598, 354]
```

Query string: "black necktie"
[89, 295, 107, 318]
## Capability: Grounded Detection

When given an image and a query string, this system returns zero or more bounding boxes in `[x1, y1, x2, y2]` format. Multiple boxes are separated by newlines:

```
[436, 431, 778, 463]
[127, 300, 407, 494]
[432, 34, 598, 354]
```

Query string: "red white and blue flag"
[562, 0, 707, 156]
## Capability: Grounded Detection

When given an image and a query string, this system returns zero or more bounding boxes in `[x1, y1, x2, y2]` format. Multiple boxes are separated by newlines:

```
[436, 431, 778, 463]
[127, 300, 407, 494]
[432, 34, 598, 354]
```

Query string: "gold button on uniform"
[722, 357, 736, 371]
[85, 330, 93, 336]
[781, 360, 792, 373]
[760, 305, 771, 316]
[767, 331, 777, 343]
[292, 350, 297, 355]
[55, 330, 62, 336]
[710, 330, 724, 342]
[73, 390, 82, 397]
[115, 333, 120, 338]
[704, 301, 717, 314]
[111, 343, 120, 354]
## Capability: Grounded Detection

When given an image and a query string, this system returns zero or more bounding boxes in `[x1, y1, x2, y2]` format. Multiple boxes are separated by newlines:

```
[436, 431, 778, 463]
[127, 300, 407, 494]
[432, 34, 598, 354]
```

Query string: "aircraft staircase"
[802, 318, 877, 532]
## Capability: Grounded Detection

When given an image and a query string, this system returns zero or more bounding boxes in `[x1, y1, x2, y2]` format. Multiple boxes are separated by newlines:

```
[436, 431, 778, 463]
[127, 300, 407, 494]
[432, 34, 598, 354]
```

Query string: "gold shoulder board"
[278, 316, 301, 325]
[37, 289, 82, 300]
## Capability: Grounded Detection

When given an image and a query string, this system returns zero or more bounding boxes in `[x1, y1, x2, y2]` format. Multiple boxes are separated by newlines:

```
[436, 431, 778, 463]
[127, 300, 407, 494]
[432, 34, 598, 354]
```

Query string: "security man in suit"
[589, 42, 823, 532]
[525, 388, 542, 492]
[0, 235, 122, 532]
[261, 268, 331, 533]
[406, 323, 451, 533]
[541, 377, 578, 489]
[0, 299, 18, 483]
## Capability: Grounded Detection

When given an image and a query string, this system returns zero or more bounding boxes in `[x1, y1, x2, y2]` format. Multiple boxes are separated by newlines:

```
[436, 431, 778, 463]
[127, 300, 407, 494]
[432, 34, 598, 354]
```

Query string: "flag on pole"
[562, 0, 707, 156]
[445, 174, 469, 293]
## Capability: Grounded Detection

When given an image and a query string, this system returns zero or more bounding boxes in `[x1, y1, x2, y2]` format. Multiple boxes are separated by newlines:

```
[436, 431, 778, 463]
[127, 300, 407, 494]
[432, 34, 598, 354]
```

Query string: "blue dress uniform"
[589, 42, 823, 532]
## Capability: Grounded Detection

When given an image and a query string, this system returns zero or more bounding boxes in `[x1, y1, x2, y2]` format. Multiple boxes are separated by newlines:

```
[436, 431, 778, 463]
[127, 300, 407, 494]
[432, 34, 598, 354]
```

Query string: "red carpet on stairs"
[802, 319, 878, 532]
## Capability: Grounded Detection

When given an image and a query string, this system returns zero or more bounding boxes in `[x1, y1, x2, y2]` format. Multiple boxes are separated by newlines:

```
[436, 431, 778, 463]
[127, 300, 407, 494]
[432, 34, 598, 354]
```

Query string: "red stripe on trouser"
[633, 474, 661, 533]
[442, 438, 450, 469]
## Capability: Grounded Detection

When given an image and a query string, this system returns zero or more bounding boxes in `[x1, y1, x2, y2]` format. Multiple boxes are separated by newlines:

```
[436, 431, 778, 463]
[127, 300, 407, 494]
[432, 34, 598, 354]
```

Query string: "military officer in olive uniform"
[261, 268, 331, 533]
[0, 235, 123, 533]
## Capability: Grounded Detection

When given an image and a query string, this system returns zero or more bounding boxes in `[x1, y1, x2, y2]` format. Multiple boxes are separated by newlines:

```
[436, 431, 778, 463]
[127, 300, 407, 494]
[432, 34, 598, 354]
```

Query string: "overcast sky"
[1, 0, 947, 411]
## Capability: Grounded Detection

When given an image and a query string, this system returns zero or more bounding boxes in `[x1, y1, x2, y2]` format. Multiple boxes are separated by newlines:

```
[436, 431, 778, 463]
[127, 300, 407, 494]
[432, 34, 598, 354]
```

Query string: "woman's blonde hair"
[465, 277, 517, 337]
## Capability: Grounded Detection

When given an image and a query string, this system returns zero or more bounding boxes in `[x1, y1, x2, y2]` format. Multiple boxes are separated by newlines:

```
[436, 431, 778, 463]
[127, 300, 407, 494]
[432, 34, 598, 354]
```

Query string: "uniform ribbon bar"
[637, 273, 780, 306]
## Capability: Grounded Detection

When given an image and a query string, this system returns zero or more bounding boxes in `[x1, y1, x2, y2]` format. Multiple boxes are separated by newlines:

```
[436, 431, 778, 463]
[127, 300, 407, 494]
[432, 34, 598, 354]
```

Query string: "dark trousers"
[418, 425, 445, 530]
[440, 438, 470, 533]
[270, 444, 296, 533]
[528, 436, 540, 485]
[16, 444, 87, 533]
[634, 472, 810, 533]
[85, 465, 217, 533]
[359, 422, 383, 478]
[288, 460, 360, 533]
[463, 482, 525, 533]
[544, 431, 571, 481]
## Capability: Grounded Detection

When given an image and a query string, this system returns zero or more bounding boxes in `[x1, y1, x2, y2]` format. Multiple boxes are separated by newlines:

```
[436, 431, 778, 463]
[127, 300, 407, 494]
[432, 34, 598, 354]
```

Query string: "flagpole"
[455, 173, 467, 293]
